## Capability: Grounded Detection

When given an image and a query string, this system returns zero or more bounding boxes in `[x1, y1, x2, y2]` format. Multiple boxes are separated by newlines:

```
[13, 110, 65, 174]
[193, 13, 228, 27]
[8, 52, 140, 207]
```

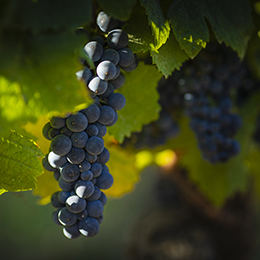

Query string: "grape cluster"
[41, 11, 138, 239]
[180, 44, 251, 162]
[125, 43, 253, 163]
[159, 43, 247, 163]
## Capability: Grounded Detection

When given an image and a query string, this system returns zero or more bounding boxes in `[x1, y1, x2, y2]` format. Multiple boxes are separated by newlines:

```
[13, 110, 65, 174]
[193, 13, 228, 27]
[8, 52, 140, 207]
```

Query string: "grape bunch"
[158, 43, 247, 163]
[125, 43, 256, 164]
[169, 43, 249, 163]
[41, 11, 138, 239]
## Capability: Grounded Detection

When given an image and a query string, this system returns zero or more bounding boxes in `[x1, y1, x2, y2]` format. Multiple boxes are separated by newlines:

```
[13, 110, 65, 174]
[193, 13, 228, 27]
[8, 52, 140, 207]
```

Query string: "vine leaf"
[150, 33, 189, 78]
[202, 0, 253, 59]
[123, 2, 154, 53]
[140, 0, 171, 50]
[168, 0, 253, 59]
[0, 131, 44, 194]
[167, 0, 209, 59]
[108, 62, 162, 143]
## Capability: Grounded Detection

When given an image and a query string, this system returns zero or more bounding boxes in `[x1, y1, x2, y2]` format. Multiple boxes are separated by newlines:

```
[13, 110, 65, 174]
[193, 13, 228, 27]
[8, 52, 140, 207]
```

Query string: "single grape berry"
[50, 116, 66, 129]
[85, 136, 104, 155]
[75, 180, 95, 198]
[118, 48, 134, 67]
[107, 29, 129, 50]
[70, 131, 88, 148]
[98, 106, 116, 125]
[51, 135, 72, 156]
[88, 76, 108, 95]
[84, 41, 103, 62]
[60, 163, 80, 182]
[108, 93, 126, 110]
[58, 207, 78, 226]
[96, 11, 118, 33]
[66, 113, 88, 132]
[96, 171, 113, 190]
[79, 217, 100, 237]
[96, 61, 117, 81]
[66, 195, 87, 214]
[101, 48, 120, 65]
[67, 147, 85, 164]
[48, 151, 68, 168]
[63, 223, 81, 239]
[81, 104, 100, 123]
[86, 200, 104, 218]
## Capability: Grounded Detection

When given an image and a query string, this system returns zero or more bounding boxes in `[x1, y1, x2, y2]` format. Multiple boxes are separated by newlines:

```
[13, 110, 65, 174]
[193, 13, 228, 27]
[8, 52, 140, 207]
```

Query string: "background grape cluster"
[124, 43, 260, 164]
[41, 11, 138, 239]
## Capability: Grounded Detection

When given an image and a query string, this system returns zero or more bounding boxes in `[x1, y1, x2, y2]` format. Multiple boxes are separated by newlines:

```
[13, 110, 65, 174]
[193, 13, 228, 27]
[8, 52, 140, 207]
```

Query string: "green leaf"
[19, 32, 90, 113]
[140, 0, 171, 50]
[167, 0, 209, 59]
[0, 31, 90, 126]
[1, 0, 92, 33]
[96, 0, 136, 21]
[105, 138, 140, 197]
[167, 0, 253, 59]
[0, 131, 44, 193]
[201, 0, 253, 59]
[123, 2, 154, 53]
[150, 33, 189, 77]
[108, 62, 162, 143]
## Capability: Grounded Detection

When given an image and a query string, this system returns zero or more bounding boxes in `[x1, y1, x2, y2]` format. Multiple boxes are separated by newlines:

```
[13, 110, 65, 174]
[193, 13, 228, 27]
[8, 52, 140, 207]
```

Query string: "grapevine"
[41, 11, 138, 239]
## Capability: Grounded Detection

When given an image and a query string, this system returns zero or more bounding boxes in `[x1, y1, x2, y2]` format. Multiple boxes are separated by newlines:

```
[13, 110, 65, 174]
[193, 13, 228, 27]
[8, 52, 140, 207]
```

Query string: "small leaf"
[96, 0, 136, 20]
[140, 0, 171, 50]
[150, 33, 189, 77]
[0, 131, 44, 193]
[108, 62, 162, 143]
